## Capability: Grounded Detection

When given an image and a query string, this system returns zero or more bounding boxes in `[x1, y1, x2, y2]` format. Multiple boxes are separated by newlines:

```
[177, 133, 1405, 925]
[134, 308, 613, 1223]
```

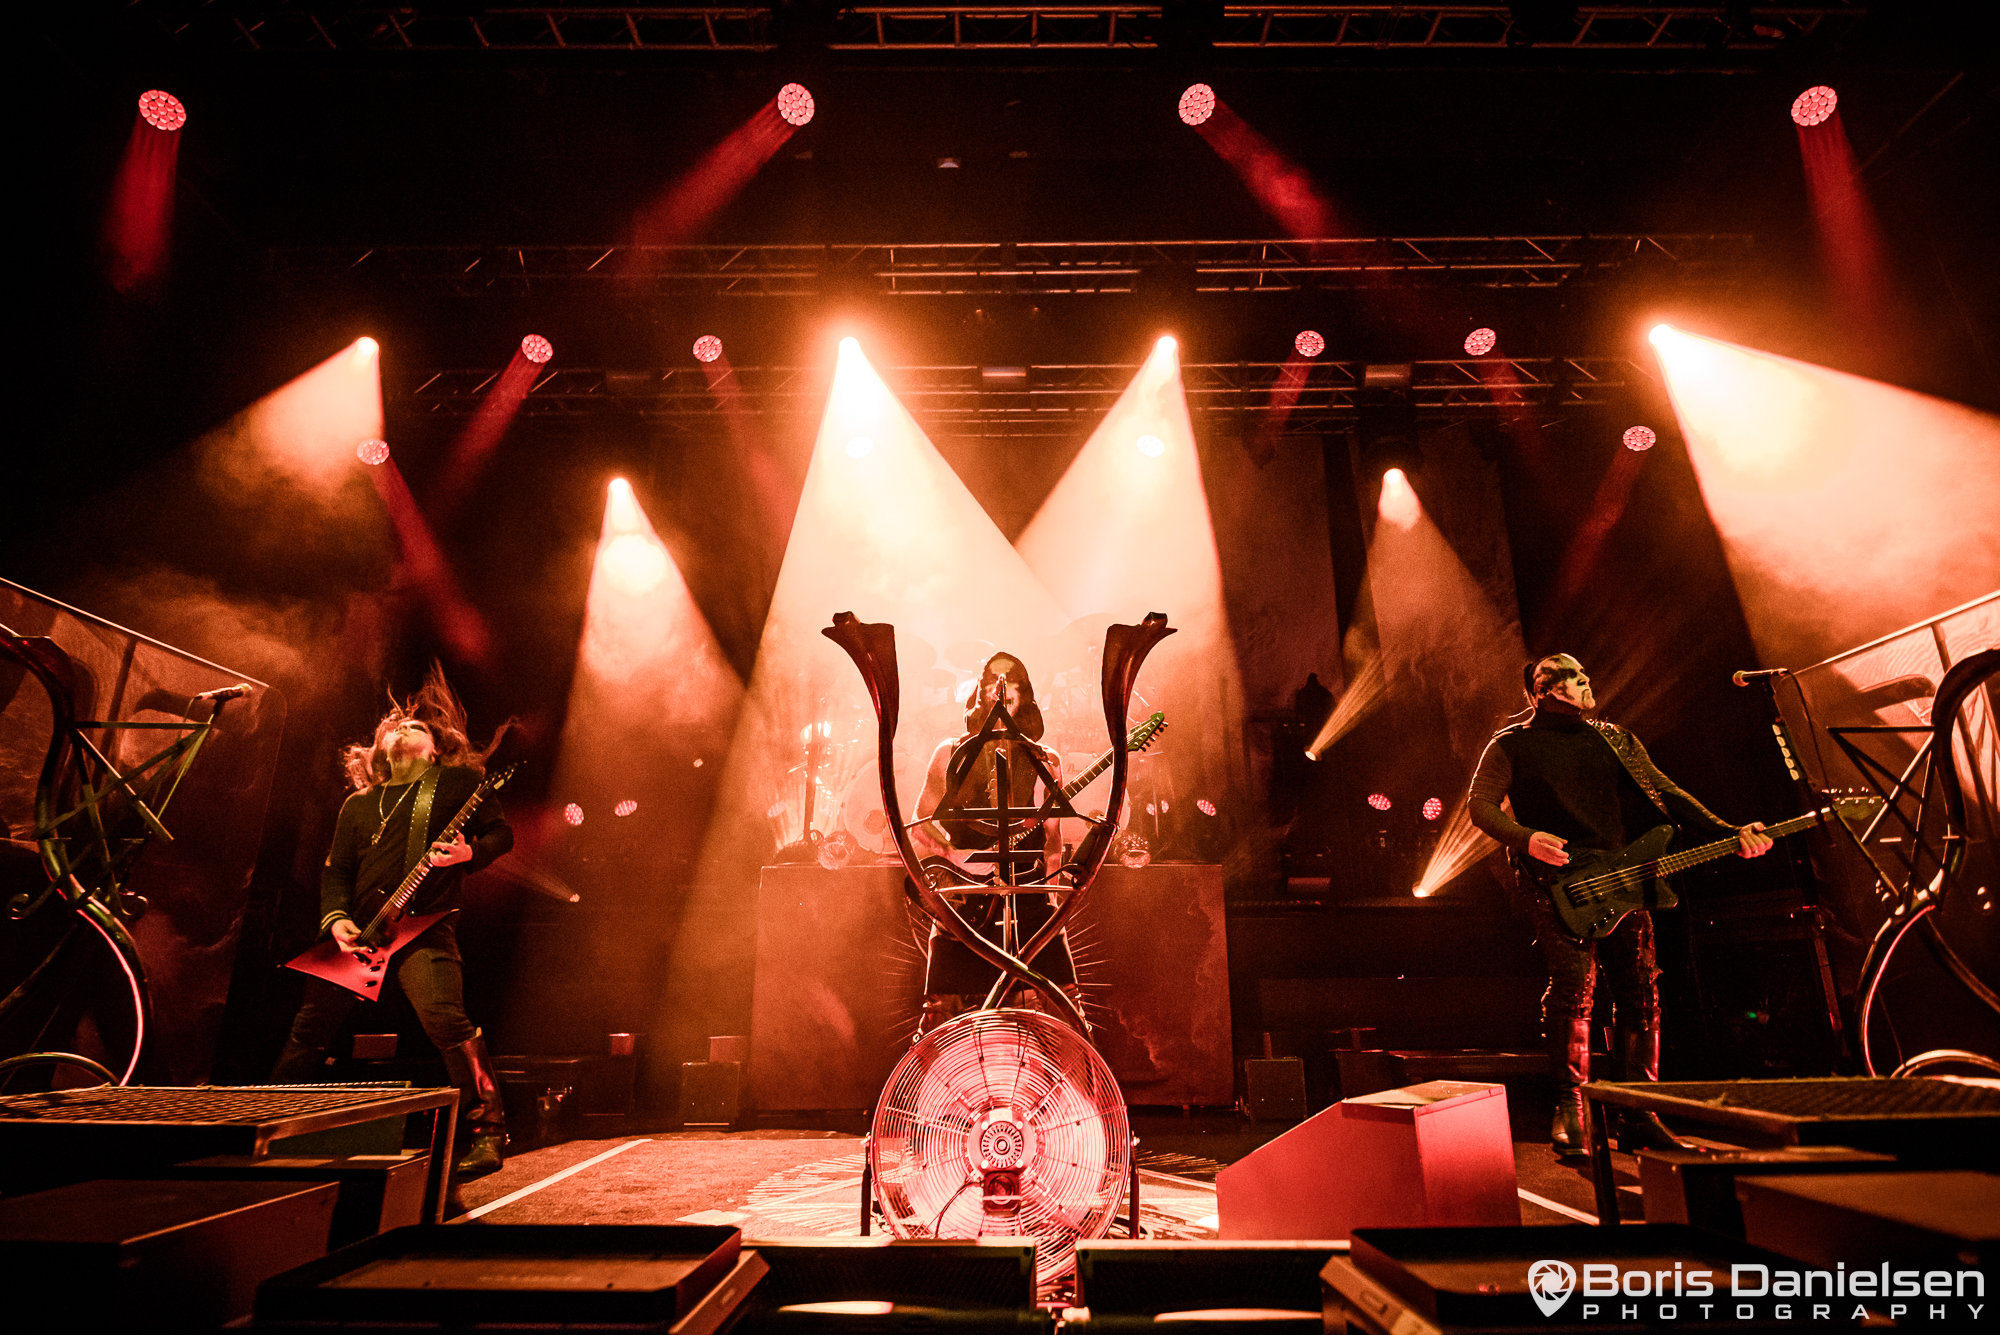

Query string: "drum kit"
[769, 618, 1169, 865]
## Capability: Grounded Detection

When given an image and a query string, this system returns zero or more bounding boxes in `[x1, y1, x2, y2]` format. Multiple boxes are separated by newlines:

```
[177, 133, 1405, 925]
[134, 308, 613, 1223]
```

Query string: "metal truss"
[129, 4, 1861, 55]
[405, 356, 1652, 436]
[276, 235, 1752, 295]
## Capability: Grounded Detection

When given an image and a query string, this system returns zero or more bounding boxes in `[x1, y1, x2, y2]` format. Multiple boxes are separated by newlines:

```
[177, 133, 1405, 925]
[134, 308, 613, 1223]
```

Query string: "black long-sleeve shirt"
[1467, 708, 1736, 863]
[320, 765, 511, 935]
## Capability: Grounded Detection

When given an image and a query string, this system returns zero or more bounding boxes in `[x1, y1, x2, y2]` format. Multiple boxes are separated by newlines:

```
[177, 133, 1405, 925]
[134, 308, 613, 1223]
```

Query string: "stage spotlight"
[563, 803, 585, 826]
[356, 438, 390, 466]
[614, 799, 638, 817]
[138, 90, 186, 131]
[1464, 328, 1497, 356]
[601, 534, 668, 595]
[845, 435, 875, 459]
[778, 82, 815, 127]
[1791, 85, 1837, 128]
[1197, 799, 1217, 816]
[1367, 793, 1392, 811]
[1648, 323, 1673, 346]
[693, 334, 723, 363]
[521, 334, 554, 365]
[1156, 335, 1178, 353]
[1136, 434, 1166, 457]
[1294, 330, 1325, 358]
[1378, 466, 1421, 528]
[353, 337, 379, 368]
[1178, 83, 1216, 127]
[1623, 425, 1658, 451]
[1423, 797, 1443, 821]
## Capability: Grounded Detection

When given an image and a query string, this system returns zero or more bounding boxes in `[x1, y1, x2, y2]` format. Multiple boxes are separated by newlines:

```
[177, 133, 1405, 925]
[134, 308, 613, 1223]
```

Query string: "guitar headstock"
[1827, 794, 1885, 822]
[485, 763, 521, 792]
[1128, 712, 1168, 753]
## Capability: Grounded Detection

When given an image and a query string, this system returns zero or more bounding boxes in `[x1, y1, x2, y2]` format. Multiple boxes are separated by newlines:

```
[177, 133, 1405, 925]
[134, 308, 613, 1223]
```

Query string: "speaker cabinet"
[1216, 1080, 1518, 1240]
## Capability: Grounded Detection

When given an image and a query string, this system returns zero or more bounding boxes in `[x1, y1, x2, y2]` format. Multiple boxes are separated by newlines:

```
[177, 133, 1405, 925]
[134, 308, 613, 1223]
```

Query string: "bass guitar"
[1542, 796, 1880, 940]
[922, 712, 1167, 888]
[286, 764, 518, 1000]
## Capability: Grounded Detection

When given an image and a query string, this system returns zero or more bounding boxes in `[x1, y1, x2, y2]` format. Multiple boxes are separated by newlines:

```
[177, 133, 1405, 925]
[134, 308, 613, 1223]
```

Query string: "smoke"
[1656, 329, 2000, 670]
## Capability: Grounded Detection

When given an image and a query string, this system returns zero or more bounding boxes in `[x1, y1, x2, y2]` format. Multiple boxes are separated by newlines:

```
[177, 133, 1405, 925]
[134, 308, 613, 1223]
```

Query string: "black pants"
[1524, 888, 1660, 1031]
[284, 917, 478, 1056]
[923, 893, 1076, 995]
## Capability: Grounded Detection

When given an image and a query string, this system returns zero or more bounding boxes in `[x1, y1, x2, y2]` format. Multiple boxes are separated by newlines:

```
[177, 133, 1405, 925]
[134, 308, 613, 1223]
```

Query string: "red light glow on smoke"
[1623, 425, 1657, 452]
[138, 90, 187, 131]
[693, 335, 723, 363]
[1423, 797, 1443, 821]
[1367, 793, 1392, 812]
[614, 799, 638, 817]
[1791, 86, 1838, 128]
[1294, 330, 1325, 358]
[521, 335, 553, 365]
[563, 803, 585, 826]
[1178, 84, 1216, 127]
[778, 83, 815, 127]
[356, 438, 390, 465]
[1464, 328, 1497, 356]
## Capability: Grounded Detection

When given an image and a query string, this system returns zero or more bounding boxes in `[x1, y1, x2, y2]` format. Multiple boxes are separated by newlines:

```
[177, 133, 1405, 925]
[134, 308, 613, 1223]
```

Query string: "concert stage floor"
[451, 1118, 1633, 1232]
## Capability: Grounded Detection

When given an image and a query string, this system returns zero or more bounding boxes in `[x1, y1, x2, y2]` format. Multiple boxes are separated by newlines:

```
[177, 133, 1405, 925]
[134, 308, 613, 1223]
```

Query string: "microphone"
[1732, 667, 1791, 688]
[194, 683, 253, 702]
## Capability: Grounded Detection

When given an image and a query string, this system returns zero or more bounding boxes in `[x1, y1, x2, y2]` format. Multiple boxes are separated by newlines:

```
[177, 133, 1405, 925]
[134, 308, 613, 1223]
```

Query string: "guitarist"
[1467, 653, 1772, 1156]
[909, 652, 1079, 1039]
[270, 665, 514, 1180]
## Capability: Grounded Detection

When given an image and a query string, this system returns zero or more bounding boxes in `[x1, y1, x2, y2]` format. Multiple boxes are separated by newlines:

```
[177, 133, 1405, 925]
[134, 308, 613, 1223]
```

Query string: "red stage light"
[356, 438, 390, 466]
[1136, 435, 1166, 458]
[1178, 84, 1216, 127]
[1197, 799, 1217, 817]
[1464, 327, 1497, 356]
[563, 803, 585, 826]
[693, 334, 723, 363]
[1623, 425, 1658, 452]
[1423, 797, 1443, 821]
[614, 799, 638, 817]
[1294, 330, 1325, 358]
[1791, 85, 1838, 128]
[521, 334, 553, 365]
[138, 90, 186, 132]
[1367, 793, 1392, 812]
[778, 83, 815, 127]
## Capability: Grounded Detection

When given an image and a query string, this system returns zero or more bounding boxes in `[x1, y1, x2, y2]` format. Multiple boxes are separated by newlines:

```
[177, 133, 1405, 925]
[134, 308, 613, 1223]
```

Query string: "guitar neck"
[1061, 747, 1119, 800]
[1649, 808, 1827, 878]
[362, 783, 491, 935]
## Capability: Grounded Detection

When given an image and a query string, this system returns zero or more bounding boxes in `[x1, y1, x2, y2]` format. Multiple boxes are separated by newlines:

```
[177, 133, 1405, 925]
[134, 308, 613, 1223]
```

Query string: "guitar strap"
[404, 766, 443, 877]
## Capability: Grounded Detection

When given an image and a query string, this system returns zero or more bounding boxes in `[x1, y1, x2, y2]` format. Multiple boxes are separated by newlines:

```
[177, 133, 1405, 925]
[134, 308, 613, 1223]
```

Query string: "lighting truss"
[275, 235, 1753, 295]
[406, 356, 1651, 436]
[128, 5, 1862, 54]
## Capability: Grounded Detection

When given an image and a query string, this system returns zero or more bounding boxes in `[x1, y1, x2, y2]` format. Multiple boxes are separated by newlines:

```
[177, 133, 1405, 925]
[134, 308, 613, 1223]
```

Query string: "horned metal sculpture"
[821, 610, 1173, 1033]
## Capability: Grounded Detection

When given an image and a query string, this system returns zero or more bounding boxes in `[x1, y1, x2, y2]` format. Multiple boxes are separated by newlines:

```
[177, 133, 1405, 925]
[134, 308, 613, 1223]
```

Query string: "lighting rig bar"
[405, 357, 1651, 436]
[275, 235, 1752, 295]
[132, 4, 1862, 54]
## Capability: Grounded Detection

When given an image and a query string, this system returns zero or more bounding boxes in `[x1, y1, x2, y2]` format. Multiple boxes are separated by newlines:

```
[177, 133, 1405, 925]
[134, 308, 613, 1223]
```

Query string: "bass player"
[1467, 653, 1772, 1155]
[270, 664, 513, 1179]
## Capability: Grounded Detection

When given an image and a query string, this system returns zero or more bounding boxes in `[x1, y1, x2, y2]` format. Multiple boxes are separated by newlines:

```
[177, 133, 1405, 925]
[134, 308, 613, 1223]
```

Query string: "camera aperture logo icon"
[1529, 1259, 1578, 1317]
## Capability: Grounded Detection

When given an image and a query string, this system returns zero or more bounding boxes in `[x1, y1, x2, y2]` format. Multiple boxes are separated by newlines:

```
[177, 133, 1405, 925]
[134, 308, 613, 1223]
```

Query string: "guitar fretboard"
[1572, 807, 1829, 899]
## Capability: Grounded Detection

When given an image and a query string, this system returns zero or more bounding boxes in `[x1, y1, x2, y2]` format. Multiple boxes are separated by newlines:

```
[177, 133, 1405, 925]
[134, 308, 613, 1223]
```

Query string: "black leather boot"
[441, 1031, 507, 1180]
[270, 1036, 329, 1084]
[1549, 1017, 1591, 1155]
[1610, 1026, 1687, 1152]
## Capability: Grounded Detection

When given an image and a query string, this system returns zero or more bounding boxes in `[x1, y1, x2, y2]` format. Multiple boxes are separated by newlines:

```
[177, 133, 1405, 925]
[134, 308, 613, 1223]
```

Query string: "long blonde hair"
[340, 661, 508, 791]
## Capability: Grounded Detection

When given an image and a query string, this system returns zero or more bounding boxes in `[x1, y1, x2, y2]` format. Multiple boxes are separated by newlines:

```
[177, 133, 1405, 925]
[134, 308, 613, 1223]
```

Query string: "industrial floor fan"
[824, 610, 1173, 1288]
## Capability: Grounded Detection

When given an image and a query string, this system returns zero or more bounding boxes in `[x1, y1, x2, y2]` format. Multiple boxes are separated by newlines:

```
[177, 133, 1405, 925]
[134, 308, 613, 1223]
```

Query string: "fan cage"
[871, 1007, 1130, 1285]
